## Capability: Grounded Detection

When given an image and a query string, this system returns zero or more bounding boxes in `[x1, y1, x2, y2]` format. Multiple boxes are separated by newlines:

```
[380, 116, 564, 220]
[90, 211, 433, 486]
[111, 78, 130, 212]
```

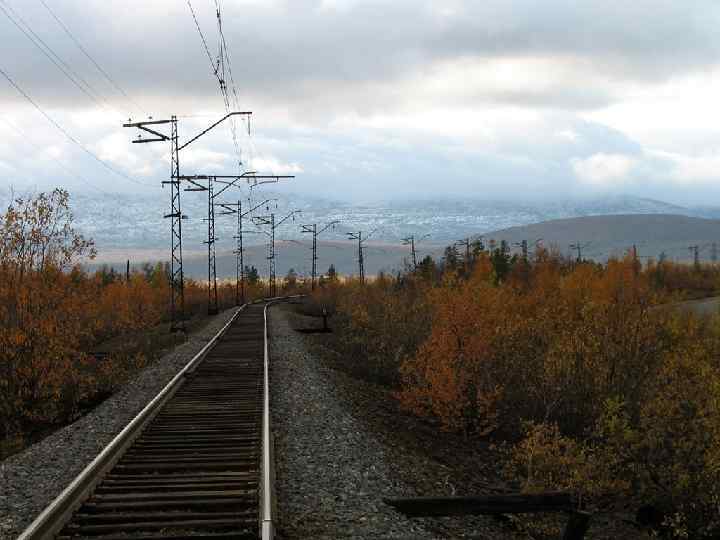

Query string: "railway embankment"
[269, 304, 523, 539]
[0, 307, 240, 540]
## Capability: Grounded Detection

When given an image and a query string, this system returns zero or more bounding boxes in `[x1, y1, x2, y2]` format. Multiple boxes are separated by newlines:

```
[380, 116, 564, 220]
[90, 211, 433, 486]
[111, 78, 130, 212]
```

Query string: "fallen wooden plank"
[383, 492, 576, 517]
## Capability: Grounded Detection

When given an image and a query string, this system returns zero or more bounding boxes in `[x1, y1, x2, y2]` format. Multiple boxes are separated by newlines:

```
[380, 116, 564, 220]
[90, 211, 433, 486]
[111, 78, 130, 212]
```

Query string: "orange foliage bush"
[328, 248, 720, 534]
[0, 189, 253, 438]
[398, 254, 669, 437]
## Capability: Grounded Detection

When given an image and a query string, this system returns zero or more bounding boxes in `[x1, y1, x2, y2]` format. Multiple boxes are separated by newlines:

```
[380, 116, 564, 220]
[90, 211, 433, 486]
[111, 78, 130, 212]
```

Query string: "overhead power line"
[38, 0, 148, 117]
[186, 0, 217, 76]
[0, 66, 151, 187]
[186, 0, 245, 171]
[0, 0, 123, 120]
[0, 114, 112, 196]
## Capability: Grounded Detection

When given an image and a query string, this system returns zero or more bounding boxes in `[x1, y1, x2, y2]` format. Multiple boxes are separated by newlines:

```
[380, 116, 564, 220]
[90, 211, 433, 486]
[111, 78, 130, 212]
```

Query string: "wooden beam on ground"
[383, 492, 576, 517]
[384, 492, 592, 540]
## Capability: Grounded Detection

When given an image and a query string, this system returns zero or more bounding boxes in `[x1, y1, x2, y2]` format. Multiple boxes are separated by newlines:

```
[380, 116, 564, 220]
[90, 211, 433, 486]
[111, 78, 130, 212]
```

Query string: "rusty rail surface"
[17, 298, 298, 540]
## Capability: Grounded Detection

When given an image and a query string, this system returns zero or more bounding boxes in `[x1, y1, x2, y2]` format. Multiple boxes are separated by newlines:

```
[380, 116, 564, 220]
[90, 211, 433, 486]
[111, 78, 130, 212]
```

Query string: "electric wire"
[0, 0, 124, 121]
[186, 0, 218, 76]
[213, 0, 244, 171]
[0, 66, 152, 188]
[185, 0, 243, 173]
[0, 114, 113, 195]
[38, 0, 148, 118]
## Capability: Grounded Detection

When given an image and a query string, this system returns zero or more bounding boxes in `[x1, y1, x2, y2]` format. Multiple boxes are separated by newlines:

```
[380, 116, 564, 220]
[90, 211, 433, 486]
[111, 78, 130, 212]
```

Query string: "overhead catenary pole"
[513, 240, 529, 260]
[455, 238, 472, 273]
[403, 235, 417, 269]
[689, 244, 700, 269]
[255, 210, 302, 296]
[403, 234, 430, 270]
[346, 231, 364, 283]
[183, 172, 291, 313]
[123, 111, 253, 331]
[301, 220, 340, 289]
[569, 241, 590, 263]
[217, 198, 275, 305]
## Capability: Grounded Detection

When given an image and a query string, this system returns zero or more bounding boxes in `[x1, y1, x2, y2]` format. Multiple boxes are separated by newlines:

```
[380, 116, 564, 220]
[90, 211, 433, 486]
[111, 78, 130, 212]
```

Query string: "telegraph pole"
[301, 220, 340, 290]
[255, 210, 302, 296]
[689, 245, 700, 269]
[124, 111, 252, 331]
[403, 234, 430, 270]
[347, 232, 365, 283]
[454, 237, 473, 274]
[182, 173, 291, 313]
[569, 241, 590, 262]
[513, 240, 529, 260]
[217, 198, 275, 304]
[347, 229, 379, 284]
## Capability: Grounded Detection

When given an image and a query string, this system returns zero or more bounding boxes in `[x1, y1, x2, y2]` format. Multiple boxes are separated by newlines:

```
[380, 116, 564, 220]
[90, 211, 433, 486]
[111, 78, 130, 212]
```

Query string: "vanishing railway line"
[18, 300, 289, 540]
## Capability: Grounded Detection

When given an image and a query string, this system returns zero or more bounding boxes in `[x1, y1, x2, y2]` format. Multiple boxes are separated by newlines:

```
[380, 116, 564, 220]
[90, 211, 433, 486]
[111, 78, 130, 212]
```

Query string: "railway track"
[18, 300, 287, 540]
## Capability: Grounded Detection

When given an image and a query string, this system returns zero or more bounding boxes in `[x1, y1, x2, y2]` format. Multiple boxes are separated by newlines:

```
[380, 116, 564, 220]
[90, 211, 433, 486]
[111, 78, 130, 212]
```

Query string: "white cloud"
[571, 153, 637, 185]
[43, 146, 63, 160]
[649, 149, 720, 184]
[180, 148, 232, 168]
[556, 129, 579, 142]
[250, 156, 303, 175]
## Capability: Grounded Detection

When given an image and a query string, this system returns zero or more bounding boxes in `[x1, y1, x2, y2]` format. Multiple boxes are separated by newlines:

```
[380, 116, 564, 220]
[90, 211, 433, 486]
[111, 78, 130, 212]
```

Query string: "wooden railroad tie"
[384, 492, 591, 540]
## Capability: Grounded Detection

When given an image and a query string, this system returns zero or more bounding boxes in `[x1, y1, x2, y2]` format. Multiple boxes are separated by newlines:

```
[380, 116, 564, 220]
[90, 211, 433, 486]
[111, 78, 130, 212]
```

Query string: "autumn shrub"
[323, 274, 432, 387]
[397, 255, 669, 439]
[0, 189, 246, 439]
[314, 242, 719, 533]
[0, 190, 97, 436]
[647, 259, 720, 300]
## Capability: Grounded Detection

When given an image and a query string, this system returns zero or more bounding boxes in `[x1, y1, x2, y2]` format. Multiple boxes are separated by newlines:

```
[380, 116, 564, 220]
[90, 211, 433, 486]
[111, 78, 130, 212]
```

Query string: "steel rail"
[260, 294, 304, 539]
[17, 305, 247, 540]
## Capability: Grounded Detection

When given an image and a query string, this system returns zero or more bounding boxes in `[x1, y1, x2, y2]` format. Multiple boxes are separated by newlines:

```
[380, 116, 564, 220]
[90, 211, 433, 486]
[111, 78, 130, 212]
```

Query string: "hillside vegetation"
[0, 189, 266, 449]
[311, 244, 720, 538]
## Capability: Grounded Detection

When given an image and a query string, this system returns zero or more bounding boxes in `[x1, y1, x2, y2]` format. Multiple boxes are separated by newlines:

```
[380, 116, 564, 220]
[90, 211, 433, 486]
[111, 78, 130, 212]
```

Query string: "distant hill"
[482, 214, 720, 262]
[90, 213, 720, 278]
[6, 188, 719, 251]
[91, 240, 419, 280]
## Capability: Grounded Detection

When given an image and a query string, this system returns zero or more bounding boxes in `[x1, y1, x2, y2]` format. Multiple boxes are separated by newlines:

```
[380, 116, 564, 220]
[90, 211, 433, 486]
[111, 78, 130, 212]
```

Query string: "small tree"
[327, 263, 338, 281]
[245, 265, 259, 285]
[285, 267, 297, 289]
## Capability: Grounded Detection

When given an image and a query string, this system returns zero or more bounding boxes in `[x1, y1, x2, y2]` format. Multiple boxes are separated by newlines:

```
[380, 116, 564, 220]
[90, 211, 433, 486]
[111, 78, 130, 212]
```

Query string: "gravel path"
[269, 306, 434, 539]
[269, 305, 522, 539]
[0, 307, 240, 540]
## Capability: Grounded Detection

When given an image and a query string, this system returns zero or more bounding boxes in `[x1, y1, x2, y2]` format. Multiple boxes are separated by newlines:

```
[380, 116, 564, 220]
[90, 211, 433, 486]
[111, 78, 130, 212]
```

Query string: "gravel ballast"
[269, 305, 522, 539]
[0, 307, 240, 540]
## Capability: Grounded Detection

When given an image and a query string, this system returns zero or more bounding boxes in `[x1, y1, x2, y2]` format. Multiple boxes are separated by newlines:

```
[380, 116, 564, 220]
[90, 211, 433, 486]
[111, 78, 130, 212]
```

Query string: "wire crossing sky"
[1, 1, 720, 205]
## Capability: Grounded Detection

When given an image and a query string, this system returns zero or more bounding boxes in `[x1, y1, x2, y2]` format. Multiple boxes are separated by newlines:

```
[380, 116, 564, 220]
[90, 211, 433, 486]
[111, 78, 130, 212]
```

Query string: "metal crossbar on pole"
[123, 112, 254, 330]
[403, 234, 429, 270]
[347, 231, 365, 283]
[255, 210, 302, 296]
[125, 115, 186, 332]
[217, 198, 275, 304]
[301, 220, 339, 289]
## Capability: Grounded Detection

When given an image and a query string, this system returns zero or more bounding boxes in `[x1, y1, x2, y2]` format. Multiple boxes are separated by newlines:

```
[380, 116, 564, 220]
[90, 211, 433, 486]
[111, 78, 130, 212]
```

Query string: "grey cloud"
[2, 0, 720, 117]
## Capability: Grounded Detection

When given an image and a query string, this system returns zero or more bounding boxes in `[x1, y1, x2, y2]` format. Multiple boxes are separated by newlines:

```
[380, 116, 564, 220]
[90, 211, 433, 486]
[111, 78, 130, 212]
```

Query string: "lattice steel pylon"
[206, 178, 218, 315]
[301, 220, 340, 289]
[269, 214, 276, 297]
[168, 116, 186, 329]
[123, 116, 186, 332]
[236, 200, 243, 304]
[347, 231, 365, 283]
[255, 210, 301, 296]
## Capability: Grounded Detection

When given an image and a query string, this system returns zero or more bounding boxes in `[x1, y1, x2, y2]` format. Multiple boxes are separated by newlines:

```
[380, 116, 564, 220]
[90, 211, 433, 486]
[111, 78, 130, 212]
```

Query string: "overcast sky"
[2, 0, 720, 204]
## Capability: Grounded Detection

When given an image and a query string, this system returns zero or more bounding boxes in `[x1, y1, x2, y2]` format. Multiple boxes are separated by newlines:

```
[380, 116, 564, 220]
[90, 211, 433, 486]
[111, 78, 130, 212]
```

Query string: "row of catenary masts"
[447, 238, 720, 265]
[192, 227, 720, 317]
